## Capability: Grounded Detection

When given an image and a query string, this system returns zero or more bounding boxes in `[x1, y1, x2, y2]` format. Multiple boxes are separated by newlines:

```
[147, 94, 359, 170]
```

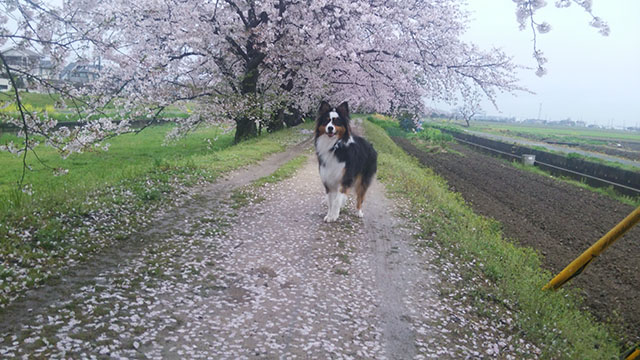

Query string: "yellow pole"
[625, 348, 640, 360]
[543, 205, 640, 291]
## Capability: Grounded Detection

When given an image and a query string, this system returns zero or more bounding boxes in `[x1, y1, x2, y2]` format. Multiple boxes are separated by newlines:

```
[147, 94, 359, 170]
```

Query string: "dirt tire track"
[394, 137, 640, 340]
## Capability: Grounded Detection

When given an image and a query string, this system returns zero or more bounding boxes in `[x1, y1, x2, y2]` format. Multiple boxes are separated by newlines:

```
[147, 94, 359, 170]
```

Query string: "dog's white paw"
[324, 213, 339, 222]
[357, 210, 364, 218]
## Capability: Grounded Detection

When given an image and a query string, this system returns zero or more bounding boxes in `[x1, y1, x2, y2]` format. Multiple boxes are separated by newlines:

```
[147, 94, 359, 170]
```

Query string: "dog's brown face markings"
[317, 119, 347, 140]
[316, 101, 351, 140]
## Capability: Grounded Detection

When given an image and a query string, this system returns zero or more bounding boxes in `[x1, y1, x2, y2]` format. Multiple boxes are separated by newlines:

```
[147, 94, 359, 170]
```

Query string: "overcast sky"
[454, 1, 640, 128]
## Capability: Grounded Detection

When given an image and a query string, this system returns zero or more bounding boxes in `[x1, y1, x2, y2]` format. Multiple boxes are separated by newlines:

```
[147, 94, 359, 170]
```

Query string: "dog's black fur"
[315, 101, 377, 221]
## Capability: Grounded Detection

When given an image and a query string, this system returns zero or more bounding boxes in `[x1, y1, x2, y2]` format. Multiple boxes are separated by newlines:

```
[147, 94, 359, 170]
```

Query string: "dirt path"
[1, 131, 537, 358]
[394, 137, 640, 341]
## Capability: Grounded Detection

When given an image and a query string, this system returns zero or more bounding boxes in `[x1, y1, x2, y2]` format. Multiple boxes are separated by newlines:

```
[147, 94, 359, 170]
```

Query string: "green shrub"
[423, 121, 463, 134]
[398, 112, 419, 132]
[409, 127, 453, 144]
[364, 114, 408, 138]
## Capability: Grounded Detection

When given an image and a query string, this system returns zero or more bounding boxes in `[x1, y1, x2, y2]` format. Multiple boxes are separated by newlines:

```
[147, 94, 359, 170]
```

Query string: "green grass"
[364, 119, 621, 359]
[463, 120, 640, 143]
[361, 114, 456, 153]
[230, 154, 308, 209]
[0, 91, 65, 108]
[0, 124, 233, 197]
[0, 121, 313, 305]
[407, 127, 453, 144]
[364, 114, 407, 138]
[252, 155, 308, 187]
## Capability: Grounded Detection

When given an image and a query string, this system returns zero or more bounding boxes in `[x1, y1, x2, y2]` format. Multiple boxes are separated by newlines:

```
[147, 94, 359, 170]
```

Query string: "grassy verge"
[564, 151, 640, 173]
[0, 124, 232, 196]
[0, 122, 313, 307]
[253, 154, 308, 187]
[455, 119, 640, 143]
[230, 154, 308, 209]
[364, 119, 620, 359]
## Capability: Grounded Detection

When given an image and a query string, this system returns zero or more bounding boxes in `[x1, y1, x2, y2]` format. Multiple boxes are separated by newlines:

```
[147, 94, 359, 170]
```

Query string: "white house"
[59, 62, 102, 84]
[2, 48, 42, 72]
[0, 77, 10, 91]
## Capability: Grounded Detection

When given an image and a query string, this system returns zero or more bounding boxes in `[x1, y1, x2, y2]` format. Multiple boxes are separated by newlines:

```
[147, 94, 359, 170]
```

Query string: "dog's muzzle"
[326, 125, 335, 136]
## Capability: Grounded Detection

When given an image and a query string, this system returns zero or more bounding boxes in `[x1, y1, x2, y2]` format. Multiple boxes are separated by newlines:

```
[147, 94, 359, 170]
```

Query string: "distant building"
[59, 62, 102, 85]
[1, 47, 51, 91]
[556, 119, 576, 127]
[2, 48, 42, 72]
[0, 77, 10, 91]
[38, 59, 54, 79]
[523, 118, 546, 125]
[1, 47, 101, 91]
[475, 115, 516, 123]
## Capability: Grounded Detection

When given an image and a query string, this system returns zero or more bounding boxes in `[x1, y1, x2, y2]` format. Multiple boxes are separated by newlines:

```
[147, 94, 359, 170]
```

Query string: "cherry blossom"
[0, 0, 608, 164]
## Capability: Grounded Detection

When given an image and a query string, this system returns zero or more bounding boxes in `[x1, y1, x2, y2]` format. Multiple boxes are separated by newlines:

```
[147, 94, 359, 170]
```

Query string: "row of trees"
[1, 0, 608, 157]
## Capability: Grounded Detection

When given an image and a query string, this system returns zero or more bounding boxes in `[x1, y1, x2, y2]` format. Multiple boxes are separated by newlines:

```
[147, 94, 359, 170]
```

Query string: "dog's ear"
[318, 101, 332, 116]
[336, 101, 350, 120]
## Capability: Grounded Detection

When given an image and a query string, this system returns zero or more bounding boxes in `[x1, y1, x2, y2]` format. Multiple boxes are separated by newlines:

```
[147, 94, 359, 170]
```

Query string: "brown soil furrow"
[394, 137, 640, 340]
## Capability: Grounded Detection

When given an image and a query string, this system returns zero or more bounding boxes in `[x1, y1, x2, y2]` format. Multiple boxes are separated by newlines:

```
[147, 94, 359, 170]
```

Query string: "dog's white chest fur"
[316, 135, 344, 190]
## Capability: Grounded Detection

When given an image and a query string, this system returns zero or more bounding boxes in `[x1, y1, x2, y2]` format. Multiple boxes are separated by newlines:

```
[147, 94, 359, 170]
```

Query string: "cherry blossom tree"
[456, 99, 481, 128]
[0, 0, 609, 173]
[64, 0, 527, 139]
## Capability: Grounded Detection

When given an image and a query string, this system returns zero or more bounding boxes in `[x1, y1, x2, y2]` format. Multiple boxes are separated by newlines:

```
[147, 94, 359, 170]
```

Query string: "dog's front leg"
[324, 191, 340, 222]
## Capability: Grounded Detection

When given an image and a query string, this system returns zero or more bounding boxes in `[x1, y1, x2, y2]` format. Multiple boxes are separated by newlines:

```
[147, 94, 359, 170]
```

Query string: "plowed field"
[394, 137, 640, 341]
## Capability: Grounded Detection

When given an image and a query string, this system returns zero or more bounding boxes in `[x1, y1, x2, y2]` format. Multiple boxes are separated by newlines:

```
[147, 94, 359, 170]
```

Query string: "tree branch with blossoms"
[0, 0, 611, 189]
[513, 0, 609, 76]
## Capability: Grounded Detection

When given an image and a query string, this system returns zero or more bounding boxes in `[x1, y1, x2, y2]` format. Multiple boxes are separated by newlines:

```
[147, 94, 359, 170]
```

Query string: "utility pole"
[537, 103, 542, 121]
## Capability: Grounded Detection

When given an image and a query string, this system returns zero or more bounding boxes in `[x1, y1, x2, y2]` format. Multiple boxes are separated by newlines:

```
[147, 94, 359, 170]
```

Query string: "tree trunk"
[267, 108, 285, 132]
[234, 54, 263, 142]
[235, 115, 258, 143]
[282, 106, 303, 127]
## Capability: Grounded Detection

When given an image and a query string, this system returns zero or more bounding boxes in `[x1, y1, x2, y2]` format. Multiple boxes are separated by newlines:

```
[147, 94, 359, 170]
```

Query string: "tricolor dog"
[315, 101, 377, 222]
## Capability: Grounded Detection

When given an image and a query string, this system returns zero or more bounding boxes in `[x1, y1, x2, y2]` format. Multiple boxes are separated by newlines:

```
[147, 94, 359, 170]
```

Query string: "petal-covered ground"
[0, 131, 538, 359]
